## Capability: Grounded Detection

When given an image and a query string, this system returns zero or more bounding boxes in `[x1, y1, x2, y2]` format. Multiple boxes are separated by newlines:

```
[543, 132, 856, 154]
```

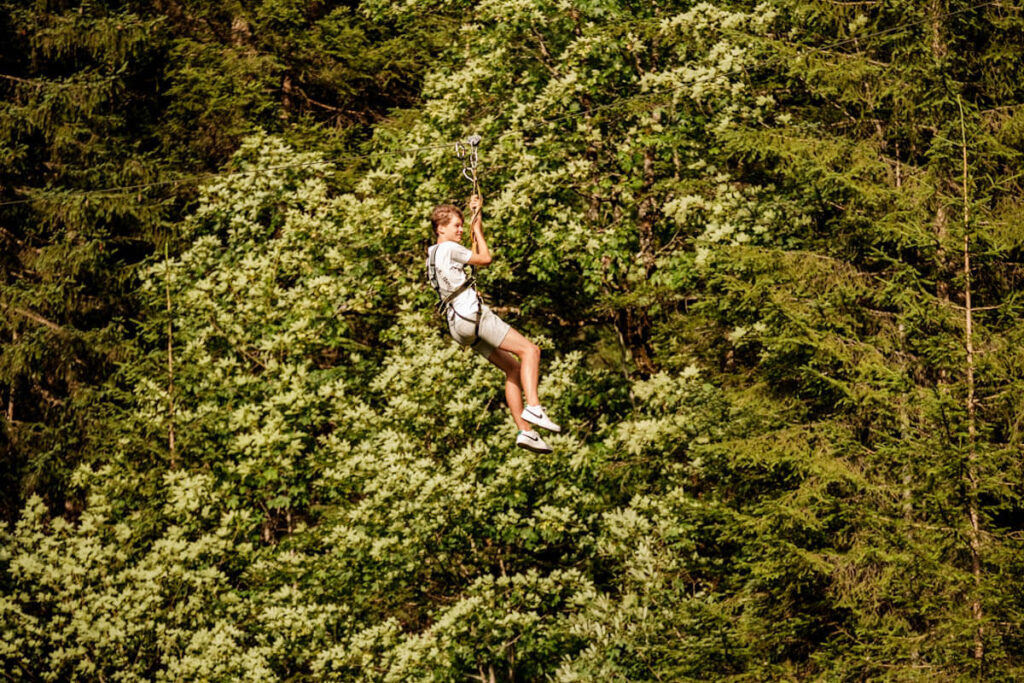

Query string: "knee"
[527, 342, 541, 362]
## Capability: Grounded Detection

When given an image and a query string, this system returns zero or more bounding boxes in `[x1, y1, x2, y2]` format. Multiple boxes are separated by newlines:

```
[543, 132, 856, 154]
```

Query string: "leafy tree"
[0, 0, 450, 521]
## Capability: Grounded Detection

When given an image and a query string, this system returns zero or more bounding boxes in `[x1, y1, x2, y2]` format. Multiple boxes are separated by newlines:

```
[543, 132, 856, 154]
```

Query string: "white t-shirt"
[427, 241, 480, 320]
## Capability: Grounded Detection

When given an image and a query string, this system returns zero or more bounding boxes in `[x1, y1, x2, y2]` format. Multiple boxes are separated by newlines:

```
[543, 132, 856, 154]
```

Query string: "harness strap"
[439, 276, 476, 313]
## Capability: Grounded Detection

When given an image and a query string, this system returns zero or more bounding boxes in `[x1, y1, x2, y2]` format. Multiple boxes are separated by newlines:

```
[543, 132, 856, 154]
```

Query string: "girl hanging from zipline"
[426, 192, 561, 454]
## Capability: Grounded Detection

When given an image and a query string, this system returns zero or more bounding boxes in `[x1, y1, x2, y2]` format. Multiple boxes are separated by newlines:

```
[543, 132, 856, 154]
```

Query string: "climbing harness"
[427, 244, 482, 346]
[427, 134, 485, 348]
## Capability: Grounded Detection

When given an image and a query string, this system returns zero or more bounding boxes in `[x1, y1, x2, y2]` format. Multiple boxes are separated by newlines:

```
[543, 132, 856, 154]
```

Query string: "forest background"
[2, 0, 1024, 680]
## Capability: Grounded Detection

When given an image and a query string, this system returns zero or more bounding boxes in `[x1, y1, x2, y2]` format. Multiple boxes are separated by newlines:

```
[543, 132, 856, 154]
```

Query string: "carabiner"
[456, 134, 482, 184]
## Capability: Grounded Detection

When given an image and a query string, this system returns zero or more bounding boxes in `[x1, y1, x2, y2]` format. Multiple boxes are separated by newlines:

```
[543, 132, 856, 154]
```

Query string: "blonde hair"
[430, 204, 462, 236]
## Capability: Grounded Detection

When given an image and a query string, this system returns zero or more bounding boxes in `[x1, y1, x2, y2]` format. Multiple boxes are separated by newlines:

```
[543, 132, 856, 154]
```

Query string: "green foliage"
[0, 0, 451, 520]
[3, 0, 1024, 680]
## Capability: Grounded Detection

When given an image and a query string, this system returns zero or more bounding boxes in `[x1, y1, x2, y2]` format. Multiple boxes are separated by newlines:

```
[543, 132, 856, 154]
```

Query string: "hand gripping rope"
[427, 134, 486, 350]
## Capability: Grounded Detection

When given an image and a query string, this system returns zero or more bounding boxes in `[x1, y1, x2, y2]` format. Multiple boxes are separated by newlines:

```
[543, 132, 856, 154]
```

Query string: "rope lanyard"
[455, 134, 482, 253]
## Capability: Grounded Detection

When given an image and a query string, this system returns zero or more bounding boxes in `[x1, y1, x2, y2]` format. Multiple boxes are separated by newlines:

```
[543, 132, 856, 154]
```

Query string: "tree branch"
[1, 303, 66, 334]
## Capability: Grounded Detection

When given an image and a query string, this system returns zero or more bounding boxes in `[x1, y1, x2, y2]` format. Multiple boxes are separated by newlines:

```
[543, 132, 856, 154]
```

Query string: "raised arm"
[466, 194, 492, 266]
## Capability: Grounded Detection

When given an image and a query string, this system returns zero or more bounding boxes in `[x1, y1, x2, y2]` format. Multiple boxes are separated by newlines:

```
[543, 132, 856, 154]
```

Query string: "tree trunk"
[165, 247, 176, 469]
[957, 94, 984, 663]
[5, 329, 14, 428]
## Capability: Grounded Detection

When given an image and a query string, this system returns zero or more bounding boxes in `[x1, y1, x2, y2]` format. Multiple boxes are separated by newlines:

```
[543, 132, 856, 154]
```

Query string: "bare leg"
[497, 327, 541, 406]
[486, 348, 531, 431]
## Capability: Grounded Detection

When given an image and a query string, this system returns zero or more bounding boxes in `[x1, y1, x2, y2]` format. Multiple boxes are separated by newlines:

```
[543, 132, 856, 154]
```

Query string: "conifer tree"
[682, 0, 1024, 674]
[0, 1, 166, 520]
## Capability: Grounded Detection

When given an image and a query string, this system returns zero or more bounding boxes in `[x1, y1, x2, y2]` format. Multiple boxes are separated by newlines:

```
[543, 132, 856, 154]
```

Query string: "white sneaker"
[521, 405, 561, 433]
[516, 429, 552, 454]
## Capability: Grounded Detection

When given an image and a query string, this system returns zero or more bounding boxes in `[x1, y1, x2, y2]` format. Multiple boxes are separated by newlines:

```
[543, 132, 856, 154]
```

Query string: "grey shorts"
[448, 304, 511, 359]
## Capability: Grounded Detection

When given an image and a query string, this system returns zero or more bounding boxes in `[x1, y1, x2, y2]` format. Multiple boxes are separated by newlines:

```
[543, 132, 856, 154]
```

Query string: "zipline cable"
[0, 0, 1003, 209]
[0, 142, 453, 208]
[0, 82, 686, 209]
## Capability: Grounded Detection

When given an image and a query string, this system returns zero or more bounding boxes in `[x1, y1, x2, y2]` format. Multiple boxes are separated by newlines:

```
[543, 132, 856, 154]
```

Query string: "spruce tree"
[683, 0, 1024, 675]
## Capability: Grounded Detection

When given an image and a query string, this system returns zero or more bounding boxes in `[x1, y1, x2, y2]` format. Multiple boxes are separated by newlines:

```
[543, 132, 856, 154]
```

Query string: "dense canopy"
[3, 0, 1024, 679]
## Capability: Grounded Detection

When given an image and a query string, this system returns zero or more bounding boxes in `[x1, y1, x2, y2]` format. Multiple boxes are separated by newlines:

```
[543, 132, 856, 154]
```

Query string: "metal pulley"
[455, 134, 482, 186]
